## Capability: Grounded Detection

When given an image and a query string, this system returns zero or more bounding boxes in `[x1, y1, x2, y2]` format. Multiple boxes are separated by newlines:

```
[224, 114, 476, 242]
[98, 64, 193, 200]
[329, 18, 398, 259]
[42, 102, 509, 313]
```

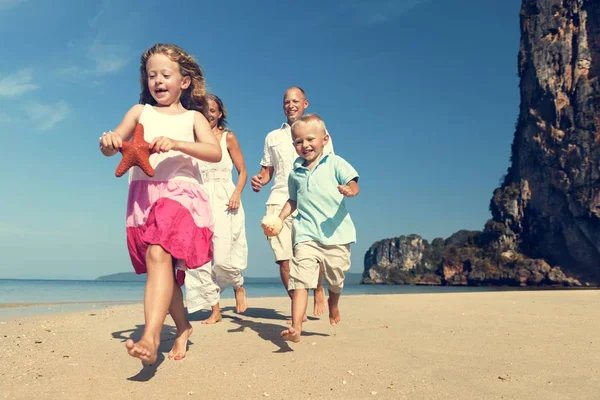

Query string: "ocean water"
[0, 279, 510, 319]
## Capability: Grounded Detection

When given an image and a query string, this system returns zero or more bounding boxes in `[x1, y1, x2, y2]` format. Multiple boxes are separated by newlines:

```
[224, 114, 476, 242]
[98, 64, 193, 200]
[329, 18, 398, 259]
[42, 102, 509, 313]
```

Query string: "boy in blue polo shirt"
[261, 113, 360, 343]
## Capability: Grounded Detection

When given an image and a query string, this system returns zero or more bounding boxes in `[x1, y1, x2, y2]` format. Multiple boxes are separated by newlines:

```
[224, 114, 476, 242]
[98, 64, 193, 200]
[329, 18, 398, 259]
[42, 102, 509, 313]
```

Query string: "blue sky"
[0, 0, 522, 280]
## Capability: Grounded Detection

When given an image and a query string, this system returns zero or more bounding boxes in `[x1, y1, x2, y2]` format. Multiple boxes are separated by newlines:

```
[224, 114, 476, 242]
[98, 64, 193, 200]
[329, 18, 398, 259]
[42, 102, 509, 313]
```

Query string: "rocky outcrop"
[363, 232, 581, 287]
[363, 0, 599, 286]
[363, 235, 443, 285]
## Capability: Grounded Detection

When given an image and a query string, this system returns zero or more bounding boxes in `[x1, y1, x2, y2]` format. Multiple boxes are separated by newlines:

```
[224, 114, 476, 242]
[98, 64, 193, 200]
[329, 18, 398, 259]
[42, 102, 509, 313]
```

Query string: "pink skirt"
[126, 180, 214, 286]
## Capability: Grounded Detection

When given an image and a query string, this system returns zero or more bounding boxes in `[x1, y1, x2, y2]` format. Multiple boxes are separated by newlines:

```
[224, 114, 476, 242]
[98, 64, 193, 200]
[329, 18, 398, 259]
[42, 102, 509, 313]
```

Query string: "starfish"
[115, 123, 156, 178]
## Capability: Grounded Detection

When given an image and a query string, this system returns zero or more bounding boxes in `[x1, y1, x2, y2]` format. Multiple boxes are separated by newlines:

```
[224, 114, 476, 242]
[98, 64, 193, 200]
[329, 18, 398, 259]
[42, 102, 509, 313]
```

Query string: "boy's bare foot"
[234, 287, 248, 313]
[168, 324, 193, 361]
[281, 327, 301, 343]
[125, 337, 158, 364]
[201, 307, 222, 324]
[328, 297, 341, 325]
[313, 287, 327, 316]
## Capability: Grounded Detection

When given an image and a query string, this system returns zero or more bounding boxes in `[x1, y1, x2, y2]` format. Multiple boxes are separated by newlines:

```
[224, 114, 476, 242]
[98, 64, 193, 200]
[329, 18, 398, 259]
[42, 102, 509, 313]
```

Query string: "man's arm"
[251, 165, 274, 192]
[251, 134, 275, 192]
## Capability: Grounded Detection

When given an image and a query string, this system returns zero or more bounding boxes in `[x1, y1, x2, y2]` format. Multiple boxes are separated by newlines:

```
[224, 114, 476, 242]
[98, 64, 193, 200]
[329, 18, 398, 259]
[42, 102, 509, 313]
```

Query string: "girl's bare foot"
[328, 297, 341, 325]
[201, 307, 222, 324]
[168, 324, 193, 360]
[286, 313, 308, 325]
[125, 337, 158, 364]
[313, 287, 327, 316]
[234, 287, 248, 313]
[281, 327, 301, 343]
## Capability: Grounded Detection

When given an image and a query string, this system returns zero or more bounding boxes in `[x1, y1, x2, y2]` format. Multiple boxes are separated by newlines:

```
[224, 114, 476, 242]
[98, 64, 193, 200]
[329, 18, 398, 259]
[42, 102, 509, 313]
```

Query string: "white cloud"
[88, 42, 129, 74]
[0, 0, 28, 11]
[0, 111, 11, 124]
[55, 0, 135, 83]
[342, 0, 429, 25]
[58, 42, 130, 81]
[0, 68, 38, 97]
[0, 222, 28, 238]
[87, 0, 111, 29]
[25, 101, 71, 131]
[0, 221, 67, 239]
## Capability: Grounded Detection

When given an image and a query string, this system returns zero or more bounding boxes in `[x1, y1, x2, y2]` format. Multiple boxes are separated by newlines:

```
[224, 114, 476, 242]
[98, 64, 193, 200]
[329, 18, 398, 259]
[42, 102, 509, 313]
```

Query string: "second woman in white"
[185, 94, 249, 323]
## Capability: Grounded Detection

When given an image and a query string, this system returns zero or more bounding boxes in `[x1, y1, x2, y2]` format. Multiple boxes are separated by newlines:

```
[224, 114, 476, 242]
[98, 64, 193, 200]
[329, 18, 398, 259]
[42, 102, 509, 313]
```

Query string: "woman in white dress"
[185, 94, 249, 323]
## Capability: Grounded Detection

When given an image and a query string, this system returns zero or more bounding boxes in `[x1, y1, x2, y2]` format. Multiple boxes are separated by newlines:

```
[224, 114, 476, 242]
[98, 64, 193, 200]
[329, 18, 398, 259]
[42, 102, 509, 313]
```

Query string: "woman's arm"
[226, 131, 247, 197]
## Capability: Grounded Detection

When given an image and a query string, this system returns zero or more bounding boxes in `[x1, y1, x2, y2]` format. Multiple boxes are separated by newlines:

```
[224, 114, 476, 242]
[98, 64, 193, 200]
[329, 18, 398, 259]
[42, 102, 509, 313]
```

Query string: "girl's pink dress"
[125, 104, 214, 285]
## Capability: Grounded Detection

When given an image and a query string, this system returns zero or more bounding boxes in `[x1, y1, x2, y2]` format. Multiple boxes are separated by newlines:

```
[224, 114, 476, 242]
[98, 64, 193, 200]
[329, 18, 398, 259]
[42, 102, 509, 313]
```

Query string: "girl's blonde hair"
[139, 43, 208, 115]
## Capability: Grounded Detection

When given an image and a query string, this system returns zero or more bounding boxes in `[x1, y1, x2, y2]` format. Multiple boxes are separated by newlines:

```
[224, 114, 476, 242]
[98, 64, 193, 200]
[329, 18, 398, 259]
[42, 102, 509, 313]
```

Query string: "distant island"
[96, 272, 147, 282]
[96, 272, 364, 285]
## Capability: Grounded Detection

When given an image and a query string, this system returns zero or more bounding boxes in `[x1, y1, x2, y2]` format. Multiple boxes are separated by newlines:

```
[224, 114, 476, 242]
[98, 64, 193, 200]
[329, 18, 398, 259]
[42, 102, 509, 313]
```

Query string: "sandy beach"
[0, 290, 598, 399]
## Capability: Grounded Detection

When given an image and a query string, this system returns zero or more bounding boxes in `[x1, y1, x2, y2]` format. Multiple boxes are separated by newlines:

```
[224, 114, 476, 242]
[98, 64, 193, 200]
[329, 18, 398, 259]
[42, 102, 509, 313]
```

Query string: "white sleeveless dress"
[185, 131, 248, 311]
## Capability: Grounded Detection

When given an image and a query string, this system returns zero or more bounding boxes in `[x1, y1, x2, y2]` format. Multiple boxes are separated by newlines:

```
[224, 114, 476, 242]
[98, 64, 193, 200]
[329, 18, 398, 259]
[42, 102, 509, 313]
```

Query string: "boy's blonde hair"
[291, 113, 327, 137]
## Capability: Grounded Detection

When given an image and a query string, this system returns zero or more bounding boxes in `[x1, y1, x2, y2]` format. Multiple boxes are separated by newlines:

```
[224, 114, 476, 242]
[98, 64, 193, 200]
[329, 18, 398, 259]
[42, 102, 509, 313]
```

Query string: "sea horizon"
[2, 277, 592, 320]
[0, 277, 538, 319]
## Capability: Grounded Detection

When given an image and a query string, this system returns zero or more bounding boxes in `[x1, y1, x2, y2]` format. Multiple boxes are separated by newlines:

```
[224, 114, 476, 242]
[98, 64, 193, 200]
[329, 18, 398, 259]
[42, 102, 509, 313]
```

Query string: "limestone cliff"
[363, 0, 600, 286]
[492, 0, 600, 282]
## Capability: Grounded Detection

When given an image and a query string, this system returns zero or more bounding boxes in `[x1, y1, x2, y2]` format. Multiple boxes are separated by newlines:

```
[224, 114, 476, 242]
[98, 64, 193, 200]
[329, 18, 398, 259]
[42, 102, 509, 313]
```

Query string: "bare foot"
[286, 313, 308, 325]
[328, 297, 341, 325]
[201, 307, 222, 324]
[168, 324, 193, 361]
[281, 327, 301, 343]
[125, 337, 158, 364]
[313, 287, 327, 316]
[234, 287, 248, 313]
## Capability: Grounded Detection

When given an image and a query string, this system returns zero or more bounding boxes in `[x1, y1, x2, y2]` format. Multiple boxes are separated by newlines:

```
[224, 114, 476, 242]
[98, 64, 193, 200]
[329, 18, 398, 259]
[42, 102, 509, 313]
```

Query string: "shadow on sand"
[225, 314, 329, 353]
[221, 306, 320, 322]
[111, 324, 193, 382]
[111, 305, 326, 379]
[188, 306, 320, 322]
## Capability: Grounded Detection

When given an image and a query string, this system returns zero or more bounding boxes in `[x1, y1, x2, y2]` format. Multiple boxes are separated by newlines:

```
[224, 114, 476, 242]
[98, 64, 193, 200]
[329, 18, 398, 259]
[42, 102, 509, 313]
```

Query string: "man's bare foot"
[281, 327, 301, 343]
[201, 308, 222, 324]
[328, 297, 341, 325]
[168, 324, 193, 360]
[286, 313, 308, 325]
[234, 287, 248, 313]
[313, 287, 327, 316]
[125, 337, 158, 364]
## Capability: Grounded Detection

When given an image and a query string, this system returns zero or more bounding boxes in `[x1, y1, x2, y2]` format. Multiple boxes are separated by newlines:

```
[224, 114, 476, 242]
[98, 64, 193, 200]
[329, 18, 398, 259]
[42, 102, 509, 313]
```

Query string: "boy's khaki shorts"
[266, 205, 296, 262]
[288, 241, 351, 294]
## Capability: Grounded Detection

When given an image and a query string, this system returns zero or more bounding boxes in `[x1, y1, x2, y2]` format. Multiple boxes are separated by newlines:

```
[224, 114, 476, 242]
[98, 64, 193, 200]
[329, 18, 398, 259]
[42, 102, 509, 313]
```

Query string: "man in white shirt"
[251, 87, 333, 317]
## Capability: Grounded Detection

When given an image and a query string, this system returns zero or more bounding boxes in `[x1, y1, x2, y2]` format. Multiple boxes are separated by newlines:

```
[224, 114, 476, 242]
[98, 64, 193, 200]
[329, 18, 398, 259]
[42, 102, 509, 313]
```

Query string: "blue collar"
[293, 152, 331, 171]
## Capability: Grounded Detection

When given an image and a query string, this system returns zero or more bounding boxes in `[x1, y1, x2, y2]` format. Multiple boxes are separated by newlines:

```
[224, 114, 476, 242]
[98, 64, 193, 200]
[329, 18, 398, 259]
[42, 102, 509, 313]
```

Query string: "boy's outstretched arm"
[261, 199, 296, 237]
[338, 179, 359, 197]
[278, 199, 297, 220]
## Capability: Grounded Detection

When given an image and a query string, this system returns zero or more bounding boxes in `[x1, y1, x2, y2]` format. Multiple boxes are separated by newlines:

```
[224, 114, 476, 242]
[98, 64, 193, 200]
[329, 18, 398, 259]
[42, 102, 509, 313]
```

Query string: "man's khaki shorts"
[266, 205, 296, 262]
[288, 241, 351, 294]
